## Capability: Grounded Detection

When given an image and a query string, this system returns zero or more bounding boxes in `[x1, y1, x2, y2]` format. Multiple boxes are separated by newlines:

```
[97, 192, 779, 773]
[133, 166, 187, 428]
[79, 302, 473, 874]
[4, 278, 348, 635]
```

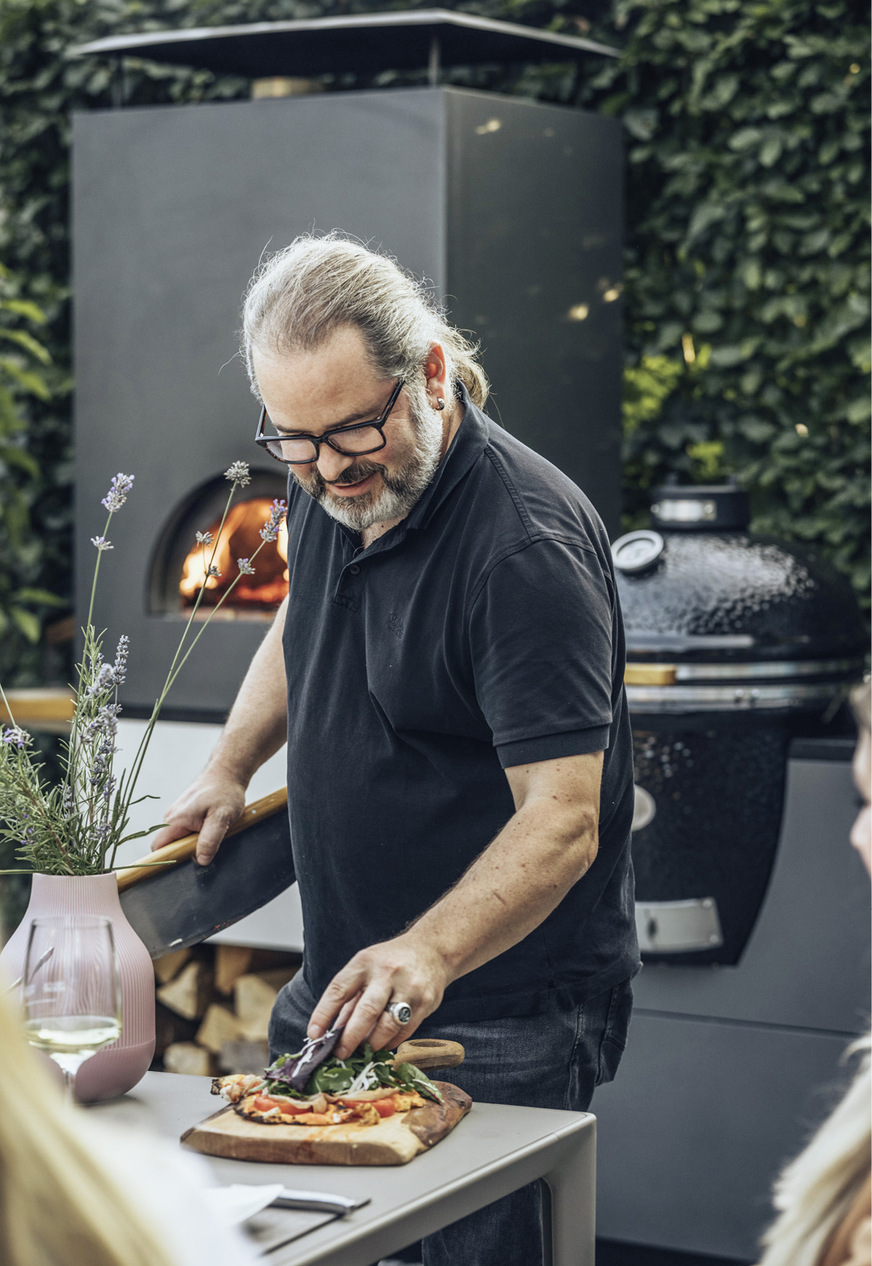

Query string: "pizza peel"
[116, 788, 294, 958]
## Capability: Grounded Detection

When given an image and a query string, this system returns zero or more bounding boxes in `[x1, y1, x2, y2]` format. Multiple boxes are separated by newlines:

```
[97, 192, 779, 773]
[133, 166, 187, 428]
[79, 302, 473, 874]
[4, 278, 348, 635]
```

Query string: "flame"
[179, 498, 288, 613]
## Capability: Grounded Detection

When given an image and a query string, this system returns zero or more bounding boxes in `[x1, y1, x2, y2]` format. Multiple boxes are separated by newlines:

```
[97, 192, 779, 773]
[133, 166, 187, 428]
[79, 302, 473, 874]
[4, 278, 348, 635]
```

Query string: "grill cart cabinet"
[601, 485, 869, 1261]
[596, 738, 870, 1261]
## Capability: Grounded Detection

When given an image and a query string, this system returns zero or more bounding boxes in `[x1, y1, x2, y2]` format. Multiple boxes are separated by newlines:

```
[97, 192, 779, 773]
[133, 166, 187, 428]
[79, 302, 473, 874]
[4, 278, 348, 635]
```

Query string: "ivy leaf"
[0, 446, 39, 477]
[0, 329, 51, 364]
[14, 587, 65, 606]
[844, 397, 871, 424]
[728, 127, 763, 151]
[759, 136, 783, 167]
[687, 202, 726, 243]
[9, 608, 40, 644]
[737, 415, 777, 442]
[708, 345, 749, 367]
[0, 359, 51, 400]
[623, 107, 658, 140]
[0, 299, 46, 324]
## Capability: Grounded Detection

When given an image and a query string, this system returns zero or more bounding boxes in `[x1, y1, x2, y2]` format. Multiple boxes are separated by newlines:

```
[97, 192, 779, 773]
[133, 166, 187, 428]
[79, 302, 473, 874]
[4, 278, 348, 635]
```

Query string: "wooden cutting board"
[180, 1081, 472, 1166]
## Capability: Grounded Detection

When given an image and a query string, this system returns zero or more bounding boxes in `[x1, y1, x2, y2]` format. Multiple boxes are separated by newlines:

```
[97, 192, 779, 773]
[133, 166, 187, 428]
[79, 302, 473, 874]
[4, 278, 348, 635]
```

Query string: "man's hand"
[307, 932, 451, 1059]
[149, 770, 247, 866]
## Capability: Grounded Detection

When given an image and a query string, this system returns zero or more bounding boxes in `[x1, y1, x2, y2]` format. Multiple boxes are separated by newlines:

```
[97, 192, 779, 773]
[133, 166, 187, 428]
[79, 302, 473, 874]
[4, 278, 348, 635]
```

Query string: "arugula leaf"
[395, 1062, 444, 1103]
[307, 1063, 353, 1094]
[261, 1046, 444, 1100]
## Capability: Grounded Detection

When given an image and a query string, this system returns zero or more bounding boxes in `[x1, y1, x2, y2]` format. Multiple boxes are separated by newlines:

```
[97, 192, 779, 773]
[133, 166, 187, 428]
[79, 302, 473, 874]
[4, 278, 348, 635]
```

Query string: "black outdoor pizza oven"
[612, 483, 867, 964]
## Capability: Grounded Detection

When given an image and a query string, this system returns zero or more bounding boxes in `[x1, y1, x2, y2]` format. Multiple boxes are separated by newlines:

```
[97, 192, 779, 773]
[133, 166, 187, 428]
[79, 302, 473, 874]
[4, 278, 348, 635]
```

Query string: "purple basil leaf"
[267, 1027, 344, 1093]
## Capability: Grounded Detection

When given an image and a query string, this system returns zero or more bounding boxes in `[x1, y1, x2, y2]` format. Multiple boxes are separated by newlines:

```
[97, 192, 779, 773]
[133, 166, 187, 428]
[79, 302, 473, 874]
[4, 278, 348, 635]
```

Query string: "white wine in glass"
[23, 916, 122, 1103]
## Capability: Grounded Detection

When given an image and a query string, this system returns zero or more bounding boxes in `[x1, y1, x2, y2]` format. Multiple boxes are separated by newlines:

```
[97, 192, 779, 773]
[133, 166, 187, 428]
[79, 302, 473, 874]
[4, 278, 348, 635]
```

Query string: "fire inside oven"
[178, 496, 289, 614]
[149, 470, 289, 620]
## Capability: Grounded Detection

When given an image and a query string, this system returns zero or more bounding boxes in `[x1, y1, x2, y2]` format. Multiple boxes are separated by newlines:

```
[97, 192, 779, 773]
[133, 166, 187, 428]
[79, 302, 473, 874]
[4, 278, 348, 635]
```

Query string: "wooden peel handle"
[394, 1038, 465, 1070]
[115, 788, 288, 892]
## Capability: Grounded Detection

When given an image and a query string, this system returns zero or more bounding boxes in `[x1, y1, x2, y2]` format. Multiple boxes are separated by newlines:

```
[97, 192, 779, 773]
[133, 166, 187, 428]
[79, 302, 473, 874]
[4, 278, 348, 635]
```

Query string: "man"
[152, 232, 639, 1266]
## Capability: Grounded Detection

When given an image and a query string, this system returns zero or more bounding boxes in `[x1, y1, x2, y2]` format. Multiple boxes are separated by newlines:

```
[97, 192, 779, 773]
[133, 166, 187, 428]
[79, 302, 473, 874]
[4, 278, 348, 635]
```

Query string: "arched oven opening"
[148, 469, 289, 621]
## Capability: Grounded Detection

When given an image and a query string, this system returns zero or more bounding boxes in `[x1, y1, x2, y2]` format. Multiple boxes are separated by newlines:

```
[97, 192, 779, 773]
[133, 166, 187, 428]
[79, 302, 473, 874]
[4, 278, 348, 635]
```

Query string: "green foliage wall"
[0, 266, 65, 664]
[580, 0, 870, 611]
[0, 0, 868, 683]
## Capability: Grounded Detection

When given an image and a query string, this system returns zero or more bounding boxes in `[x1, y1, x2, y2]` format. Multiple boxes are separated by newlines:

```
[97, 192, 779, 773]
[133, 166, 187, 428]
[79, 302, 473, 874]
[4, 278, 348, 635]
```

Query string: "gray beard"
[292, 395, 445, 533]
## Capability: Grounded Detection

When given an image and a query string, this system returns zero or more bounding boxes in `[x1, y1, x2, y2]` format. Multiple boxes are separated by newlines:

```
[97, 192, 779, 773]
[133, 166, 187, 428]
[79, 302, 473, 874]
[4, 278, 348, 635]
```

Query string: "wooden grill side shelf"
[0, 688, 75, 734]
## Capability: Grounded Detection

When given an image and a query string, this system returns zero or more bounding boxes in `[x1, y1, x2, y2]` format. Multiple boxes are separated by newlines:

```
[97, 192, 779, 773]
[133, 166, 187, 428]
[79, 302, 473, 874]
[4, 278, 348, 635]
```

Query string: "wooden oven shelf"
[1, 688, 75, 733]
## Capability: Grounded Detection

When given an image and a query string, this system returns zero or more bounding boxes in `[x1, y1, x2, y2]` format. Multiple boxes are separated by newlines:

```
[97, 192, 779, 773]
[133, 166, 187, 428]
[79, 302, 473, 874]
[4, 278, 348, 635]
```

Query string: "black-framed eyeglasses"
[254, 379, 405, 466]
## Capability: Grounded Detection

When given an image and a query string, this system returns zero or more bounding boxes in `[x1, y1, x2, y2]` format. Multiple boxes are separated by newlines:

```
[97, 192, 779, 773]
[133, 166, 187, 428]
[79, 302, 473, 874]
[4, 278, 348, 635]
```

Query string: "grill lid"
[613, 483, 866, 712]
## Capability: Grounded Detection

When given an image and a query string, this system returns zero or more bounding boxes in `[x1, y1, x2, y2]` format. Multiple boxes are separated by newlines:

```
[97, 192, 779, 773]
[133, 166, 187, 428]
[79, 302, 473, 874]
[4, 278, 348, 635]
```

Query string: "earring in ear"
[436, 397, 445, 411]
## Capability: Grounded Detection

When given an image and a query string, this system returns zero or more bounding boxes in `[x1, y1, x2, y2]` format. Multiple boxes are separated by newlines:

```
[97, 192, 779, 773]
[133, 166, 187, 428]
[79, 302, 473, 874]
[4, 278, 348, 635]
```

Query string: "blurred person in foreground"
[152, 232, 639, 1266]
[0, 962, 256, 1266]
[756, 680, 871, 1266]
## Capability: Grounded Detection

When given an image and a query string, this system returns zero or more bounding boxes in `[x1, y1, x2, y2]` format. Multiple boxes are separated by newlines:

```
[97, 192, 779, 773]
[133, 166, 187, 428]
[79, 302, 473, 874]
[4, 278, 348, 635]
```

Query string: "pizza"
[211, 1042, 443, 1131]
[212, 1077, 429, 1129]
[189, 1042, 471, 1164]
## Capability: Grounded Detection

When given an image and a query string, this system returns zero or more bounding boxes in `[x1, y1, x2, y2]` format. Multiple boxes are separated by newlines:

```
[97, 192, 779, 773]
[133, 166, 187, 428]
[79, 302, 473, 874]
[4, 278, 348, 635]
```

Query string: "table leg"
[541, 1118, 596, 1266]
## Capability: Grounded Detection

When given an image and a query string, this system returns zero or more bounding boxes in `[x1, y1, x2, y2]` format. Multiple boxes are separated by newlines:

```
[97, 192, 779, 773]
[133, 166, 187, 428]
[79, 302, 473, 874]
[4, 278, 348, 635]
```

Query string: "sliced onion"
[269, 1092, 328, 1114]
[334, 1087, 396, 1102]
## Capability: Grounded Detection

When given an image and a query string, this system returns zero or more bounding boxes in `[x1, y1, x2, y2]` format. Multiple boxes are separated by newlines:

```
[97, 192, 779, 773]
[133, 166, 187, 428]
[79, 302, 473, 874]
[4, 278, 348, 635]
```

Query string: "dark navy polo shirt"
[283, 390, 638, 1022]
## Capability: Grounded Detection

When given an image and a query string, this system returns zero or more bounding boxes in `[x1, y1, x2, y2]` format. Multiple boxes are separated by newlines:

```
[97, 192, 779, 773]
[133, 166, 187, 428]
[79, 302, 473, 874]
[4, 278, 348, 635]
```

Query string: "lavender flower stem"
[114, 479, 251, 855]
[86, 510, 114, 633]
[114, 529, 280, 861]
[0, 681, 17, 728]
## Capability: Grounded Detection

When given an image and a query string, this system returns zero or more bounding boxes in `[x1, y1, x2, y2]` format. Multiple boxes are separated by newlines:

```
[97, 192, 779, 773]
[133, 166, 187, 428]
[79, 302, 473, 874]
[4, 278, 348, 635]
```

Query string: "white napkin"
[201, 1184, 285, 1227]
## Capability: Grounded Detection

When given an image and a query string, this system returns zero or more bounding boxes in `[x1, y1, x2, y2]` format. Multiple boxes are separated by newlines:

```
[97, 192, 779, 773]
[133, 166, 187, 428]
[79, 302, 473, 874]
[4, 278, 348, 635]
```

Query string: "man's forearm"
[206, 595, 289, 788]
[405, 787, 599, 983]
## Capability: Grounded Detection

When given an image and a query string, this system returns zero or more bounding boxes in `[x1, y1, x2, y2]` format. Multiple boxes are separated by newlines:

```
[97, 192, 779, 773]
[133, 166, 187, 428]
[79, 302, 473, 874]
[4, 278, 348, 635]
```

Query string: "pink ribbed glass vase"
[0, 872, 155, 1102]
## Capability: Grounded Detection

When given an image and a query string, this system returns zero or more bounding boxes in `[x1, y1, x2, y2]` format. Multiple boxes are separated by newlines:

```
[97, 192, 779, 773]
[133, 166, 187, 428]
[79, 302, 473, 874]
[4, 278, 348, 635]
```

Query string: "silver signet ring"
[385, 1001, 412, 1026]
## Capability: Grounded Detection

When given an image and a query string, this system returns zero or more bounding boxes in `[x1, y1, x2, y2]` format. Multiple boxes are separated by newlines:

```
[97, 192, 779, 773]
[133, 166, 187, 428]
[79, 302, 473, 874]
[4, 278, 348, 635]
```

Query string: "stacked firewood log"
[152, 944, 302, 1076]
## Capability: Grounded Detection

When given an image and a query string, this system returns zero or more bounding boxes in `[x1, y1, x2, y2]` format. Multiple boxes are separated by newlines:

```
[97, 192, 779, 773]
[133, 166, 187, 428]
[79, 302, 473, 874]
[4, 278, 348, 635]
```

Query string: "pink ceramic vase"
[0, 872, 155, 1102]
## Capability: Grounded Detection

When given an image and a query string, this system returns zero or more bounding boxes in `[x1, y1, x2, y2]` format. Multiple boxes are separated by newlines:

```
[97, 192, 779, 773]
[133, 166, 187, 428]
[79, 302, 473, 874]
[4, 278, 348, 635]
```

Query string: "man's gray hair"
[241, 232, 489, 408]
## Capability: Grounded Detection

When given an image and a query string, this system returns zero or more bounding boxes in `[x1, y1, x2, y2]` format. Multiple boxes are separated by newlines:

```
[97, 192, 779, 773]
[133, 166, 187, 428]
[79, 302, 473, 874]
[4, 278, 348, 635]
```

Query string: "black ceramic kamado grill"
[612, 483, 867, 965]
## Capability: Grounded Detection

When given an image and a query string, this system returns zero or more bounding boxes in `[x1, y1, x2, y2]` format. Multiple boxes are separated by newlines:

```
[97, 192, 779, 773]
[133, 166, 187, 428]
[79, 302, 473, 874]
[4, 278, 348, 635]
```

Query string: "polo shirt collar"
[401, 383, 490, 534]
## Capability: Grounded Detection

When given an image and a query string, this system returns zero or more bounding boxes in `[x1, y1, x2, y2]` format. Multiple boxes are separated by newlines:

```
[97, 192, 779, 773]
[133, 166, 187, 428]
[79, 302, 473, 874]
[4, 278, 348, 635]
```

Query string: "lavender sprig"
[261, 499, 287, 543]
[102, 473, 134, 512]
[224, 461, 251, 487]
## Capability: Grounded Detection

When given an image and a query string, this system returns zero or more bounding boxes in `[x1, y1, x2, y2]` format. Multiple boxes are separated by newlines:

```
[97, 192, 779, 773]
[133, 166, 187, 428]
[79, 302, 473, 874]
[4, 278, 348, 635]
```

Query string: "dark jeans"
[270, 974, 634, 1266]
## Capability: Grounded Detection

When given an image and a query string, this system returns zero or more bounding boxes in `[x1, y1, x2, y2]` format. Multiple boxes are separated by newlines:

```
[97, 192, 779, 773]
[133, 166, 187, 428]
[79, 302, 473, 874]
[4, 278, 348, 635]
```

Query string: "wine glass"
[22, 915, 122, 1104]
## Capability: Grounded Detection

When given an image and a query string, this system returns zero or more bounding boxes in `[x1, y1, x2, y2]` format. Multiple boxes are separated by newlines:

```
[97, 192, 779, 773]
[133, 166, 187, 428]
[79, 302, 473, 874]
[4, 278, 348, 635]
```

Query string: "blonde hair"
[0, 983, 177, 1266]
[241, 232, 490, 409]
[850, 679, 871, 735]
[757, 1035, 871, 1266]
[758, 681, 872, 1265]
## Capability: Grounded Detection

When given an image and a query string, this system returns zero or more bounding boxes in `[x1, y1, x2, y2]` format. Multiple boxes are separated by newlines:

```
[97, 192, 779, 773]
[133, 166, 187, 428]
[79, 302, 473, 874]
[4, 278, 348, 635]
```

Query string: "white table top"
[89, 1071, 595, 1266]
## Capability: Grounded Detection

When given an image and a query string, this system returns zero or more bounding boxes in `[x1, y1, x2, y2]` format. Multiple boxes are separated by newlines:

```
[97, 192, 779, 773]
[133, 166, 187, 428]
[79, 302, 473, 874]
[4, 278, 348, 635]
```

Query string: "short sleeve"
[468, 538, 615, 768]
